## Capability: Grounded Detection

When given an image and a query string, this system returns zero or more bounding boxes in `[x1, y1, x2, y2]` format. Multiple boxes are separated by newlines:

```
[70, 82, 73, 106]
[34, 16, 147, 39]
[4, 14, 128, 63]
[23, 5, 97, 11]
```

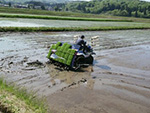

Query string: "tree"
[41, 5, 45, 10]
[126, 6, 131, 16]
[135, 10, 138, 17]
[148, 6, 150, 11]
[9, 2, 11, 7]
[77, 4, 81, 10]
[65, 7, 69, 11]
[54, 6, 59, 11]
[144, 7, 147, 15]
[120, 10, 128, 16]
[82, 6, 86, 12]
[86, 8, 90, 13]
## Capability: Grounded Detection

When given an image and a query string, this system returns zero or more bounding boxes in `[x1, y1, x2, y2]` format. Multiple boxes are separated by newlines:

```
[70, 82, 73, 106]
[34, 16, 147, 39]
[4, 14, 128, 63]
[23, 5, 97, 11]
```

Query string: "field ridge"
[0, 26, 150, 32]
[0, 78, 47, 113]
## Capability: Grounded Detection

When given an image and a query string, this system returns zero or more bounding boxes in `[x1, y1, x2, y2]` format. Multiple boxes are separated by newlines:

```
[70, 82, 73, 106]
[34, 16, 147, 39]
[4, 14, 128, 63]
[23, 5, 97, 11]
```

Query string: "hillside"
[2, 0, 150, 18]
[2, 0, 90, 3]
[2, 0, 69, 3]
[64, 0, 150, 18]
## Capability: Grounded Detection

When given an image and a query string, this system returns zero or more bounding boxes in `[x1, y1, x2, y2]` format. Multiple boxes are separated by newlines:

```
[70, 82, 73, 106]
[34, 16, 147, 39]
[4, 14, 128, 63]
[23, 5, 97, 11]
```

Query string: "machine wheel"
[85, 55, 93, 64]
[73, 56, 82, 70]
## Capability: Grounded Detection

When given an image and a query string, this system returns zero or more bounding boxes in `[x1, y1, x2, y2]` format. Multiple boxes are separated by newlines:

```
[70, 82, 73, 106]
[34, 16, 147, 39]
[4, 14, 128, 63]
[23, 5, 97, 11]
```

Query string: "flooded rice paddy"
[0, 17, 150, 28]
[0, 30, 150, 113]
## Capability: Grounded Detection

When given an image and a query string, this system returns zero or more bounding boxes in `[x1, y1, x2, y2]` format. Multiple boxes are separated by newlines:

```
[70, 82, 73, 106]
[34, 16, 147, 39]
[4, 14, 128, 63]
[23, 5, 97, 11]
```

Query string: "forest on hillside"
[1, 0, 71, 3]
[1, 0, 150, 18]
[64, 0, 150, 18]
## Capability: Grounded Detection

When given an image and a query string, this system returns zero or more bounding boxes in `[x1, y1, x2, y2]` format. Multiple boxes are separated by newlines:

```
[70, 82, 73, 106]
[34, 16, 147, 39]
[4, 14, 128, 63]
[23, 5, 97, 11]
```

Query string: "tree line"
[64, 0, 150, 18]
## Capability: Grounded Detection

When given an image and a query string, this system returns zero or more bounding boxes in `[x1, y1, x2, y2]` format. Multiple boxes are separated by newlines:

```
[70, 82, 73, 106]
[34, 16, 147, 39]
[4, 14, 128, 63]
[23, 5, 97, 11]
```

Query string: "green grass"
[0, 26, 150, 32]
[0, 78, 47, 113]
[0, 13, 133, 22]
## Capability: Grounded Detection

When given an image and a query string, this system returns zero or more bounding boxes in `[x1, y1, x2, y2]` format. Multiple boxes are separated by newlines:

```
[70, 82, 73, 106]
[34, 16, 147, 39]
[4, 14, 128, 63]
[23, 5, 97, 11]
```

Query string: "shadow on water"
[93, 60, 99, 65]
[96, 65, 111, 70]
[93, 60, 111, 70]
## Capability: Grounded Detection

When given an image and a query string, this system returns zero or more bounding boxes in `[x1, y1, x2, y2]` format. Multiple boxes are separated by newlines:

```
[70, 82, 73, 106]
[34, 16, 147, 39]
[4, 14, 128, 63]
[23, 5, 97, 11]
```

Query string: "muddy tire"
[85, 55, 93, 64]
[74, 61, 80, 71]
[73, 56, 82, 70]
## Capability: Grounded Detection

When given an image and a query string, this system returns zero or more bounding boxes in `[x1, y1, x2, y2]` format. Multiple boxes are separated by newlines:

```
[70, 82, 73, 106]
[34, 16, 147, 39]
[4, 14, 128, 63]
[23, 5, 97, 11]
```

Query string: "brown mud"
[0, 30, 150, 113]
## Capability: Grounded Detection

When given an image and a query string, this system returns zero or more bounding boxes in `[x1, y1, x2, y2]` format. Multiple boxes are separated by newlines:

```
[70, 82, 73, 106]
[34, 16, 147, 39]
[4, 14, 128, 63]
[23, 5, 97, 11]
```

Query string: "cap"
[81, 35, 85, 39]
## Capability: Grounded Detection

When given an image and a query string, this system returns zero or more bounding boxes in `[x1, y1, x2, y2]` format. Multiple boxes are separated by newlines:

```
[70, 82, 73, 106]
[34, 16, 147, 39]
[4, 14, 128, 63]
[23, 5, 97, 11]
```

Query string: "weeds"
[0, 26, 150, 32]
[0, 78, 47, 113]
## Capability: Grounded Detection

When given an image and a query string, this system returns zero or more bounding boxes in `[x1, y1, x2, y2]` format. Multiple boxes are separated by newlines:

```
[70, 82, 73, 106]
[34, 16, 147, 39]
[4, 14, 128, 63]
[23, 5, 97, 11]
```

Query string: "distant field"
[0, 7, 150, 32]
[0, 7, 149, 23]
[1, 17, 150, 27]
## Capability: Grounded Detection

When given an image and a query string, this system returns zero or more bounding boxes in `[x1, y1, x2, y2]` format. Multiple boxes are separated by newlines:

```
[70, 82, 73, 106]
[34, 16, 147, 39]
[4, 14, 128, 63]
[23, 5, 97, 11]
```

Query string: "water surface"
[0, 17, 150, 28]
[0, 30, 150, 113]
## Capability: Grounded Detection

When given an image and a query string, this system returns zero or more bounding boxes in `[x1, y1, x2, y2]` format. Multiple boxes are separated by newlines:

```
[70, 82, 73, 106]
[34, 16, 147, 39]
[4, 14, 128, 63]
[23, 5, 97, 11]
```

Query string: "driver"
[76, 35, 86, 51]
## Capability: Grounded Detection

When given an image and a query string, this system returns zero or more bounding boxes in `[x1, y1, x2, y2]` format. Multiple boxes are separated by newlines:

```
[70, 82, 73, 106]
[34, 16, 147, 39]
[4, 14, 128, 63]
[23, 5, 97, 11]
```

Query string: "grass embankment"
[0, 26, 150, 32]
[0, 7, 124, 18]
[0, 78, 47, 113]
[0, 13, 132, 22]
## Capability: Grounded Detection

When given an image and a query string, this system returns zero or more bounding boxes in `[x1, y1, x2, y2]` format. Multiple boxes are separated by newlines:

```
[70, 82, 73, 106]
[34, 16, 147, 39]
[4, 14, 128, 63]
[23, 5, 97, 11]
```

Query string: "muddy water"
[0, 30, 150, 113]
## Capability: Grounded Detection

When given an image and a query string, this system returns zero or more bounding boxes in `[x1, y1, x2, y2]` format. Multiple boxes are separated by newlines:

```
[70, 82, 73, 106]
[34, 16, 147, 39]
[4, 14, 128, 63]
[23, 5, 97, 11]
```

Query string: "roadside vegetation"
[0, 78, 47, 113]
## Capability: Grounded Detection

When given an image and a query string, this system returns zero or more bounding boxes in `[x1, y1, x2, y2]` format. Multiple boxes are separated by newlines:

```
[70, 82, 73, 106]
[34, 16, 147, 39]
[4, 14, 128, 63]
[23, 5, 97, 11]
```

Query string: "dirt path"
[0, 30, 150, 113]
